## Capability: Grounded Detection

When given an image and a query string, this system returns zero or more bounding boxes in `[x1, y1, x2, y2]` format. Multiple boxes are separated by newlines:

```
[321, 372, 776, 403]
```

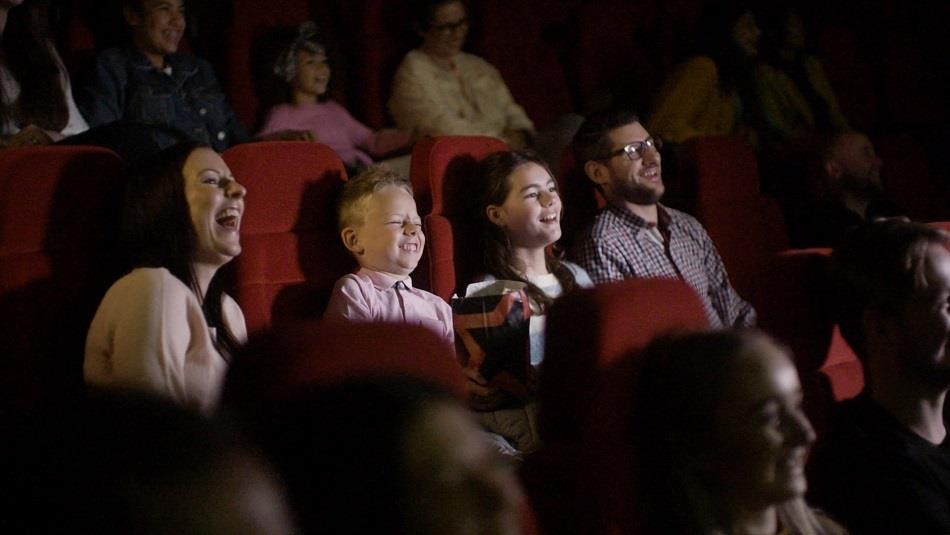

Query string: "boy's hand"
[463, 367, 506, 411]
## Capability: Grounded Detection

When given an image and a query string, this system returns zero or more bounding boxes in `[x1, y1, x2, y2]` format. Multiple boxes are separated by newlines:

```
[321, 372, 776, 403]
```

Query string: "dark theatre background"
[0, 0, 947, 532]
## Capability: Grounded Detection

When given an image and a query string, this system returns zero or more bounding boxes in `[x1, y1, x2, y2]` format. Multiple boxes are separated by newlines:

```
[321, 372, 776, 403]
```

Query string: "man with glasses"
[570, 108, 755, 327]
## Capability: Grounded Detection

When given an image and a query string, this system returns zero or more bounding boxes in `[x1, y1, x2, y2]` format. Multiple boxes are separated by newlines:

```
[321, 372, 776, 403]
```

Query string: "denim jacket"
[78, 48, 248, 152]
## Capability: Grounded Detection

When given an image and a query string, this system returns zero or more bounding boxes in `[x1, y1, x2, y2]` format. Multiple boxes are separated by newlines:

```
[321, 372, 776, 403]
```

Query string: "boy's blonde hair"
[337, 166, 414, 231]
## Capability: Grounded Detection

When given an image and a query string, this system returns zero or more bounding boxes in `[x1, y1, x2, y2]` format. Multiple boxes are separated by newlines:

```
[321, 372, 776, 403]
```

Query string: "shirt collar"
[358, 268, 414, 290]
[606, 202, 673, 233]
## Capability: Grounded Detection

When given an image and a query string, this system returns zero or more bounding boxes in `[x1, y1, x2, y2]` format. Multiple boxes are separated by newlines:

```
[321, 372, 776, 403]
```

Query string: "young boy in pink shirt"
[324, 167, 453, 346]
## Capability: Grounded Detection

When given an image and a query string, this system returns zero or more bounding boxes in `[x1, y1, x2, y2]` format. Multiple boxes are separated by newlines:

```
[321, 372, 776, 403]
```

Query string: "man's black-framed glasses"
[601, 137, 663, 161]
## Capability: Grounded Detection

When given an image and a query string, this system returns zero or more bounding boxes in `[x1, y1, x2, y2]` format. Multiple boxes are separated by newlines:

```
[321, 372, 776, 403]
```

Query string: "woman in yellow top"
[755, 6, 849, 146]
[648, 3, 761, 144]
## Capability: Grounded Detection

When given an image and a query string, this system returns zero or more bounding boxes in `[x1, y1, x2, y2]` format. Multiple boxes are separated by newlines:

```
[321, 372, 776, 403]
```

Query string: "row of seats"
[0, 139, 890, 403]
[0, 138, 871, 424]
[56, 0, 947, 134]
[5, 139, 947, 534]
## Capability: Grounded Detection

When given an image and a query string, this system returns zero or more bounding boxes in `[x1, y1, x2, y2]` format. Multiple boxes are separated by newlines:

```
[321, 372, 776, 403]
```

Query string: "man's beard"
[616, 180, 664, 206]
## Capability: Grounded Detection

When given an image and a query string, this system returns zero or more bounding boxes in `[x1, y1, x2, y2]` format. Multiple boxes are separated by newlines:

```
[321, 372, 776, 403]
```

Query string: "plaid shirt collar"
[605, 202, 674, 235]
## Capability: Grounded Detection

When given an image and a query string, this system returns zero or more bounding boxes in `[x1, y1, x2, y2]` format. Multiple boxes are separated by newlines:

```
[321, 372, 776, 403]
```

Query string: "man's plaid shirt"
[572, 203, 756, 328]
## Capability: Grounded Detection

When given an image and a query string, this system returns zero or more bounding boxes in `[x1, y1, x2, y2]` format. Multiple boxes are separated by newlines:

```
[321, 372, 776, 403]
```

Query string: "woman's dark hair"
[0, 1, 69, 133]
[475, 150, 578, 312]
[696, 1, 757, 95]
[265, 377, 456, 534]
[120, 141, 240, 358]
[757, 5, 834, 131]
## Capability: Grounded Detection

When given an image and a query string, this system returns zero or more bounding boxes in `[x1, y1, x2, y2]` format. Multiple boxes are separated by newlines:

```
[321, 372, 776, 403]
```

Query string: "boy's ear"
[486, 205, 506, 227]
[341, 227, 362, 255]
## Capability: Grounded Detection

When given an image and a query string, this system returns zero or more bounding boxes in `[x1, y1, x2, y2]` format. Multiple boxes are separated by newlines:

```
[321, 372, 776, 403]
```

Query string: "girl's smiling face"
[292, 49, 331, 100]
[487, 162, 562, 251]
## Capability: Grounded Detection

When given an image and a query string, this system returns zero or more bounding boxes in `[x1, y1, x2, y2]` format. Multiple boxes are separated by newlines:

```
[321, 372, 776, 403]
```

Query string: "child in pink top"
[324, 167, 453, 346]
[258, 23, 412, 171]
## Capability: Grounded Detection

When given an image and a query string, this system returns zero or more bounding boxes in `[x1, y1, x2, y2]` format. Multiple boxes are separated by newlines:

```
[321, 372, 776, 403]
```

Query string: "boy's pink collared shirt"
[324, 268, 455, 348]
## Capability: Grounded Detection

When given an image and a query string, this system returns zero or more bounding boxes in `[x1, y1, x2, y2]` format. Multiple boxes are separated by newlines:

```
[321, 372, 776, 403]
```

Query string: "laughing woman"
[636, 330, 847, 535]
[84, 142, 247, 414]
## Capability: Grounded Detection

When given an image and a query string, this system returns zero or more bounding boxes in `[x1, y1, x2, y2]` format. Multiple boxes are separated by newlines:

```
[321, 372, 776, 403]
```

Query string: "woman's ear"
[486, 205, 506, 227]
[341, 227, 363, 255]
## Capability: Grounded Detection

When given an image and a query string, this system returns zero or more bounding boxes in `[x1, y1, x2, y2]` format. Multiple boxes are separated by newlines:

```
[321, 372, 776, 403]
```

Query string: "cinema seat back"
[223, 142, 353, 334]
[0, 146, 125, 413]
[409, 136, 507, 296]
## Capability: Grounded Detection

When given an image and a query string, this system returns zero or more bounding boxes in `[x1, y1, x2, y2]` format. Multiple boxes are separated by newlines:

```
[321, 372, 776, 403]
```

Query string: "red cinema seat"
[334, 0, 415, 129]
[0, 146, 125, 414]
[469, 1, 574, 130]
[222, 318, 539, 535]
[678, 136, 789, 307]
[409, 135, 508, 298]
[524, 278, 708, 535]
[820, 325, 864, 402]
[568, 0, 659, 114]
[571, 350, 651, 535]
[225, 320, 466, 405]
[756, 247, 864, 427]
[755, 248, 849, 436]
[538, 278, 709, 443]
[223, 142, 353, 335]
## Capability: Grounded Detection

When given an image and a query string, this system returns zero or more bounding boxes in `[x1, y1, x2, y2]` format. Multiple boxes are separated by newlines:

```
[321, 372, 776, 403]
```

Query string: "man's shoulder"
[664, 206, 712, 240]
[812, 394, 950, 532]
[823, 394, 934, 459]
[588, 207, 627, 233]
[663, 205, 702, 226]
